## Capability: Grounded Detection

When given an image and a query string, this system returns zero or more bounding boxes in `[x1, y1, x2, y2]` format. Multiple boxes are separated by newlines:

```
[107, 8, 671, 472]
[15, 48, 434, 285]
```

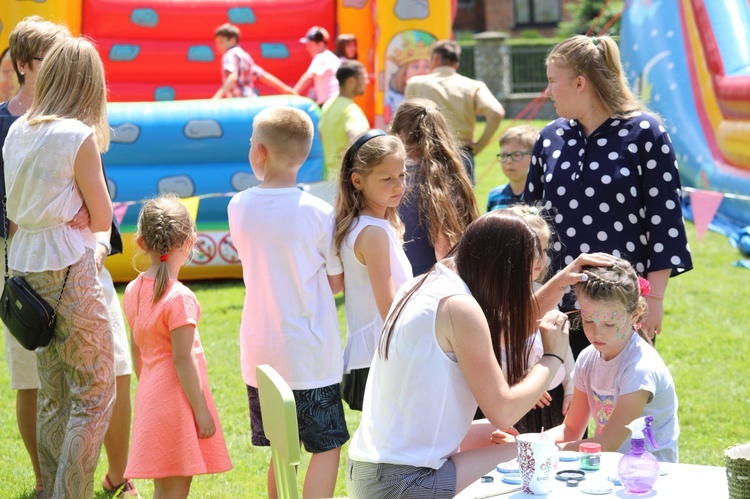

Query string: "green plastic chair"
[257, 364, 301, 499]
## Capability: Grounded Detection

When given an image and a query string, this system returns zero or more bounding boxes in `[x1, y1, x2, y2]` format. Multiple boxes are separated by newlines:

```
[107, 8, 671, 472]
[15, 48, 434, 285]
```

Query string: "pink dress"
[123, 275, 232, 478]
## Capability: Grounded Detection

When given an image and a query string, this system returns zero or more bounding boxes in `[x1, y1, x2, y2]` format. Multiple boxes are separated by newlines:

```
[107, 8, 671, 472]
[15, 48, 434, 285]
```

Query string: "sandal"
[34, 487, 46, 499]
[103, 474, 141, 498]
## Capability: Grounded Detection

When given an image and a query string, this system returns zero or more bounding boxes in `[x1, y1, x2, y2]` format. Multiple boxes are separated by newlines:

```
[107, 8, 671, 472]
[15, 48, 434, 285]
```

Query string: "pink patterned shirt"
[222, 45, 264, 97]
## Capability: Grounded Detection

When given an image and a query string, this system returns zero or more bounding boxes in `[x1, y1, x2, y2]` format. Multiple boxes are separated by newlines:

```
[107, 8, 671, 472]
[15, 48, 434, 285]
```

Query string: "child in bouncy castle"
[383, 31, 435, 123]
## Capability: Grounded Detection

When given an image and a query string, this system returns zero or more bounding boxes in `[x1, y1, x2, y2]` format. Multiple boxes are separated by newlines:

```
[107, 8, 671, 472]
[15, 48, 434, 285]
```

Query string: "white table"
[455, 452, 728, 498]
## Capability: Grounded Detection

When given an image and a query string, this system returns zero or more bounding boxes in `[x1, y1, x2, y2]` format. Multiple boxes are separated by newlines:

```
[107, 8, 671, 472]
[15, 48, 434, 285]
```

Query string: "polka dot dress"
[524, 113, 693, 310]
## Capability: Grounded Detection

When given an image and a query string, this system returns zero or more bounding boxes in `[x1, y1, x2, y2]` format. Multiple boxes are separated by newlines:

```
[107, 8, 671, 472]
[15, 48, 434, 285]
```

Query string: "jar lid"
[579, 442, 602, 453]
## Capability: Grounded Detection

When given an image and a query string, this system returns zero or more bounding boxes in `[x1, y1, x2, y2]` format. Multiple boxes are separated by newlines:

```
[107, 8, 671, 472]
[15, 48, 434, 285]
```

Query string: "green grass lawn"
[1, 120, 748, 497]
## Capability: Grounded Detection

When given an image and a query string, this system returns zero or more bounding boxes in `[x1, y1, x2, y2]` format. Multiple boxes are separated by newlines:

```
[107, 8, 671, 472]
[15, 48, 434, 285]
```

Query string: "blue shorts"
[247, 383, 349, 453]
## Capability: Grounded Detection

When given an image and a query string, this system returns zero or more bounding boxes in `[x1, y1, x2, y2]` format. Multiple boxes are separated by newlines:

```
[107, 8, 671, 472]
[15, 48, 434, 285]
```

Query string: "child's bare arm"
[356, 226, 396, 320]
[130, 332, 142, 380]
[259, 72, 294, 94]
[172, 325, 216, 439]
[212, 70, 238, 99]
[554, 389, 650, 452]
[328, 272, 344, 294]
[544, 388, 589, 444]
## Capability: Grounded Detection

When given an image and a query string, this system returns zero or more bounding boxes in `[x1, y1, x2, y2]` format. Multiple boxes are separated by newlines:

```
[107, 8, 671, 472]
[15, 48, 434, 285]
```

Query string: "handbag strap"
[3, 195, 72, 322]
[3, 196, 9, 281]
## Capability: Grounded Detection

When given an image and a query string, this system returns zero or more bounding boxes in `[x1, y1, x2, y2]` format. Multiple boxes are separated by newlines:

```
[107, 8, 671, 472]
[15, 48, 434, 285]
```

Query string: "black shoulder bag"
[1, 198, 71, 350]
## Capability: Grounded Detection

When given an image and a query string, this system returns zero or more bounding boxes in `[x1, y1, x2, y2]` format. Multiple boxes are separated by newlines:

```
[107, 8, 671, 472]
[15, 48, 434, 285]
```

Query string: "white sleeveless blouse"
[3, 118, 96, 272]
[341, 216, 412, 372]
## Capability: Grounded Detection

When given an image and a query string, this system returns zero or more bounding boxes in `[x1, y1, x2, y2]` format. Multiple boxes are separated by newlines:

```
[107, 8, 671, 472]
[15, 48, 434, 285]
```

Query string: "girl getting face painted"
[574, 259, 651, 360]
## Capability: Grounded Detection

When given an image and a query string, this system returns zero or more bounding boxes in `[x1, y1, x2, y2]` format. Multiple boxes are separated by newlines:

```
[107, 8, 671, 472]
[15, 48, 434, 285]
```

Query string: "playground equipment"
[0, 0, 455, 281]
[620, 0, 750, 228]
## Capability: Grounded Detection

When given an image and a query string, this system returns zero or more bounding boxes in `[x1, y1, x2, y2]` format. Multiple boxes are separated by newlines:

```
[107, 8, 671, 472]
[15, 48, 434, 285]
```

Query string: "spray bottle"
[617, 416, 660, 493]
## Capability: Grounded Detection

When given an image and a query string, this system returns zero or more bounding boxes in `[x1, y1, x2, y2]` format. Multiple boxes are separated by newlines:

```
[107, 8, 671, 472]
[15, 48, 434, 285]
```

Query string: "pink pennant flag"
[113, 204, 129, 226]
[690, 189, 724, 243]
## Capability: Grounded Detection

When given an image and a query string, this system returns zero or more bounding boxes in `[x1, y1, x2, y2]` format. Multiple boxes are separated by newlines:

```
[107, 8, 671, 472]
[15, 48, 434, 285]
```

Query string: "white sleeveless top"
[348, 263, 478, 469]
[3, 118, 96, 272]
[341, 216, 412, 372]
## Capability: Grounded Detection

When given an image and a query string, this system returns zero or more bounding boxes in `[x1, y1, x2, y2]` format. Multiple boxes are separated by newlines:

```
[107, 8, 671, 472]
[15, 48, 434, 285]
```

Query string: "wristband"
[97, 239, 112, 255]
[646, 294, 664, 301]
[543, 353, 565, 364]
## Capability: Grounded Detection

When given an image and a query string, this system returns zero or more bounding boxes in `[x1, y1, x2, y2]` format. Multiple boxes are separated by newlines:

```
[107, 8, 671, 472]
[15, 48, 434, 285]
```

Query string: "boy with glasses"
[487, 125, 538, 212]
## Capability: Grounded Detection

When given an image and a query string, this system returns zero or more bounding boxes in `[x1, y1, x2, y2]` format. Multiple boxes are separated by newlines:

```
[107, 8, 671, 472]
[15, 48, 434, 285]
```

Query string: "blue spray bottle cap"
[626, 415, 658, 450]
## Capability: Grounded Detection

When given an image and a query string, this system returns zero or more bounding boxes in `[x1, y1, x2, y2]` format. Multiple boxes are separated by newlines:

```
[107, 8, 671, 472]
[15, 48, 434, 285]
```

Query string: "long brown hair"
[380, 211, 540, 386]
[334, 132, 406, 253]
[547, 35, 646, 120]
[389, 98, 479, 251]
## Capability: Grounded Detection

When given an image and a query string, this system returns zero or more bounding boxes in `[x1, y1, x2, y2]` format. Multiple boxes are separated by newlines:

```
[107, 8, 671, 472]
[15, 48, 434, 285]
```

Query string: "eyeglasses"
[497, 151, 531, 163]
[33, 57, 44, 62]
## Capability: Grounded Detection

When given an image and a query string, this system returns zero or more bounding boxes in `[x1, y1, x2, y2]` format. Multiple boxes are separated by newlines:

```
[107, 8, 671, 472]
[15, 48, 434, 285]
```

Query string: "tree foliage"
[557, 0, 625, 38]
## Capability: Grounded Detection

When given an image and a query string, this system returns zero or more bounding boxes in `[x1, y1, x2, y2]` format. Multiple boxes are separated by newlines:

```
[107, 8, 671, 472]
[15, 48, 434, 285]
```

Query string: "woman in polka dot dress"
[524, 35, 693, 358]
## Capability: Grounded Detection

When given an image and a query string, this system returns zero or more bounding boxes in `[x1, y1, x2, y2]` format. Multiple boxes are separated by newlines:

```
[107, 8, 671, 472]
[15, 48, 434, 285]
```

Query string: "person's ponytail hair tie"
[637, 276, 651, 296]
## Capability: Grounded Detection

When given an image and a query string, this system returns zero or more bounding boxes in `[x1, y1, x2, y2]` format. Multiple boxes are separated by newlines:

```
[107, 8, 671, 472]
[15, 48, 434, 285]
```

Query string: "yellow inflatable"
[374, 0, 452, 127]
[0, 0, 81, 53]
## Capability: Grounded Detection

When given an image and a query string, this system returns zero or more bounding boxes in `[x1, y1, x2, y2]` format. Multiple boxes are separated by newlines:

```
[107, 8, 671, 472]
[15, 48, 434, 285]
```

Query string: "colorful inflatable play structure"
[620, 0, 750, 230]
[0, 0, 453, 281]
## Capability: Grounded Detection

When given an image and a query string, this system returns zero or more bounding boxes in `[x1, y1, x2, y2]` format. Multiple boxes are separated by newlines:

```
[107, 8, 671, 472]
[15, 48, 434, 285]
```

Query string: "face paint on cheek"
[581, 307, 630, 340]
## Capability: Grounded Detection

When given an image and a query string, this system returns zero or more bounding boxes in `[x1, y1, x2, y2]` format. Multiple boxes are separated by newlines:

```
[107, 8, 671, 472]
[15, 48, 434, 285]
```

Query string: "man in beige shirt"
[405, 40, 505, 181]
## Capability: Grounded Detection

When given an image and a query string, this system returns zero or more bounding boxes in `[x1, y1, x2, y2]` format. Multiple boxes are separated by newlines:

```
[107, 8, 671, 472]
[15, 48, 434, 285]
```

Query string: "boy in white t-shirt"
[293, 26, 341, 105]
[227, 106, 348, 498]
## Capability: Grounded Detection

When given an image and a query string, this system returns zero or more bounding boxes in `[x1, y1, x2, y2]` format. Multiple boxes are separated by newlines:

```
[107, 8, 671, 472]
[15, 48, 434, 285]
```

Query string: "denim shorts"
[247, 383, 349, 453]
[346, 457, 456, 498]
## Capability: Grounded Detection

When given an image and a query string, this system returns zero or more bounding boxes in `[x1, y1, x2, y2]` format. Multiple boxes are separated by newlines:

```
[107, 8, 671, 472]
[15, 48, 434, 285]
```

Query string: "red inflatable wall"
[82, 0, 336, 101]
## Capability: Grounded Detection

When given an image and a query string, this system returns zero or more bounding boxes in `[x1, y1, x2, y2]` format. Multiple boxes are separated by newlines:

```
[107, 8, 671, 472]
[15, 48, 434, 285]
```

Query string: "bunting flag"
[689, 189, 725, 243]
[113, 203, 130, 225]
[178, 196, 200, 223]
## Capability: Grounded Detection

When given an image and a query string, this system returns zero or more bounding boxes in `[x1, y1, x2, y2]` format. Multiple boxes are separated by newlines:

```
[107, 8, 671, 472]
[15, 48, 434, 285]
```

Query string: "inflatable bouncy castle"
[620, 0, 750, 228]
[0, 0, 454, 281]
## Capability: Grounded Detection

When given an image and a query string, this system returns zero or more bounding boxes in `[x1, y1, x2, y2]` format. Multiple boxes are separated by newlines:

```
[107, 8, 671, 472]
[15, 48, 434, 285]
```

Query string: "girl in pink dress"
[123, 195, 231, 497]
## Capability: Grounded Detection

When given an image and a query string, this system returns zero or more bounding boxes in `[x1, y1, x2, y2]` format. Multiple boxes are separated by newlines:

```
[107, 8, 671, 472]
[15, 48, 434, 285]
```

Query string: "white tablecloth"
[455, 452, 727, 498]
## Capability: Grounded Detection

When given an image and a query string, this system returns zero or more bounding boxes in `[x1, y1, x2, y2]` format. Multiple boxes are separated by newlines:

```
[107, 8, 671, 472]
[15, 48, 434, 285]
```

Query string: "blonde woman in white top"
[2, 36, 114, 499]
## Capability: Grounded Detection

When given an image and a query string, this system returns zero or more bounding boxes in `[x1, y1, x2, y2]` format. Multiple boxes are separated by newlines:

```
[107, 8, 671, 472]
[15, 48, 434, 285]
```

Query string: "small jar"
[579, 442, 602, 470]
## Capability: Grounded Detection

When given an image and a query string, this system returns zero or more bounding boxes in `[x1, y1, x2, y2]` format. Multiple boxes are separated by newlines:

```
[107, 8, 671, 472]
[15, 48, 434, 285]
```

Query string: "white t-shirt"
[3, 118, 95, 272]
[308, 49, 340, 104]
[341, 216, 413, 372]
[228, 187, 344, 390]
[348, 263, 478, 470]
[574, 333, 679, 462]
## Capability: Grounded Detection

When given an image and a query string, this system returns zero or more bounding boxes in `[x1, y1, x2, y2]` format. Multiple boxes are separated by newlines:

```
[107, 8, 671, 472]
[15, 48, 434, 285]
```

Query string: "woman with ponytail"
[524, 35, 692, 357]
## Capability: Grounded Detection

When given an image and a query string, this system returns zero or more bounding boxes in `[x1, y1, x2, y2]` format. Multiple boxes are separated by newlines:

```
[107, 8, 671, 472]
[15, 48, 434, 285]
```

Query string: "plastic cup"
[517, 433, 557, 495]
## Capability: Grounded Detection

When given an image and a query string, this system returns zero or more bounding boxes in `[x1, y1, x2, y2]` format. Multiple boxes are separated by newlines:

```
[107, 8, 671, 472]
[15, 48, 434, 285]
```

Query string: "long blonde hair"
[547, 35, 645, 120]
[334, 132, 406, 253]
[389, 98, 479, 250]
[26, 36, 110, 152]
[136, 195, 197, 303]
